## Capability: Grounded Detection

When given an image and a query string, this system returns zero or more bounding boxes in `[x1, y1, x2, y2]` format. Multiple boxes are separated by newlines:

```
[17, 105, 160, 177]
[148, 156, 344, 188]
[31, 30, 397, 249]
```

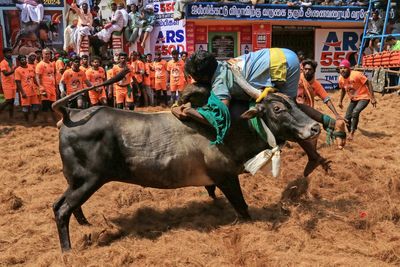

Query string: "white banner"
[314, 28, 363, 90]
[149, 0, 186, 58]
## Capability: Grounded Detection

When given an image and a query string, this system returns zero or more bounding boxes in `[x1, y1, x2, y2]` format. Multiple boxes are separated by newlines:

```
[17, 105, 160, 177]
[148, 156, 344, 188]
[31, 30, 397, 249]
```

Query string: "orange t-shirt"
[297, 73, 329, 107]
[131, 60, 145, 84]
[36, 61, 56, 98]
[167, 59, 185, 87]
[154, 60, 167, 86]
[112, 64, 133, 92]
[61, 68, 87, 95]
[55, 59, 65, 84]
[80, 65, 89, 73]
[143, 62, 155, 87]
[0, 59, 16, 90]
[339, 71, 371, 101]
[86, 67, 106, 88]
[15, 66, 37, 97]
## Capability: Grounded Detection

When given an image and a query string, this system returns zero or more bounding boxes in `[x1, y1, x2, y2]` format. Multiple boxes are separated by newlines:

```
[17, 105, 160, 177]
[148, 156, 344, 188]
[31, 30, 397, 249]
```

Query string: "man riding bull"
[172, 48, 340, 177]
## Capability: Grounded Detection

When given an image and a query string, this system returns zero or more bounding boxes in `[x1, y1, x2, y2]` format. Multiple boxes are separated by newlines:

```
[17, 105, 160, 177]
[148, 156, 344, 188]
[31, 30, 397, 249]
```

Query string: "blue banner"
[187, 3, 368, 22]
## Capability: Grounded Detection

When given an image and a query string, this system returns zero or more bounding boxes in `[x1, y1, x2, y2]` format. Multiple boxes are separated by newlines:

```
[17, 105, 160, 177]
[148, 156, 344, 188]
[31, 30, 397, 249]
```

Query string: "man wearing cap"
[338, 59, 377, 141]
[139, 4, 155, 49]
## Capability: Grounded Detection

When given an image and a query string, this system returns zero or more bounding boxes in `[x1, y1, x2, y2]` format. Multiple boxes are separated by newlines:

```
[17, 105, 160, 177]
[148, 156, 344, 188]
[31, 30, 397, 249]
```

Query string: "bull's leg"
[53, 178, 101, 252]
[205, 185, 217, 199]
[298, 139, 331, 177]
[216, 176, 250, 220]
[73, 207, 90, 225]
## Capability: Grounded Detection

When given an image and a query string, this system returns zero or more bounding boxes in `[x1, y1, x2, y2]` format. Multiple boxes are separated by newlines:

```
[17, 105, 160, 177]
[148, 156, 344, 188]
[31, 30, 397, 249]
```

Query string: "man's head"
[82, 3, 89, 12]
[181, 51, 188, 62]
[28, 52, 37, 64]
[146, 53, 153, 62]
[35, 49, 42, 61]
[184, 50, 218, 85]
[71, 55, 81, 71]
[118, 52, 128, 65]
[111, 2, 117, 11]
[130, 4, 138, 12]
[372, 9, 380, 20]
[171, 49, 179, 61]
[339, 59, 351, 78]
[3, 48, 12, 60]
[131, 51, 138, 61]
[386, 35, 397, 47]
[118, 3, 125, 10]
[42, 48, 52, 62]
[155, 51, 162, 61]
[91, 56, 101, 69]
[17, 55, 27, 67]
[81, 55, 89, 66]
[297, 50, 305, 62]
[302, 59, 318, 82]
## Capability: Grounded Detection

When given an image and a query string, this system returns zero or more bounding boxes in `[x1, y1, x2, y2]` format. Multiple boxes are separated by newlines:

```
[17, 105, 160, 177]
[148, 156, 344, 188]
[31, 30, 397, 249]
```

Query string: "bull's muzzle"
[299, 122, 320, 140]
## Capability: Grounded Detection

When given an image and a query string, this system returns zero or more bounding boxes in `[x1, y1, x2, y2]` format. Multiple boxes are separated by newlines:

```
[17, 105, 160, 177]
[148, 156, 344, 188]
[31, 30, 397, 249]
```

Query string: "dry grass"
[0, 92, 399, 266]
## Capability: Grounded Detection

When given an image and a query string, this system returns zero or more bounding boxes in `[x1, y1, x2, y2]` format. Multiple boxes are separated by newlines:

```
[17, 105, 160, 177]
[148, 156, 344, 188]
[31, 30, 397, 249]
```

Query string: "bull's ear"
[241, 106, 261, 119]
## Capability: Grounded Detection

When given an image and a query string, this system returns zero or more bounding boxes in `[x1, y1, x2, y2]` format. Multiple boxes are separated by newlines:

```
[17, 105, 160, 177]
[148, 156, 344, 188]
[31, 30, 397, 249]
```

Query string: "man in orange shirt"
[338, 59, 377, 140]
[297, 59, 346, 149]
[86, 56, 107, 106]
[15, 55, 40, 122]
[36, 48, 57, 122]
[60, 55, 92, 109]
[106, 60, 115, 107]
[143, 53, 155, 106]
[167, 49, 185, 105]
[28, 52, 37, 71]
[55, 52, 66, 99]
[130, 51, 146, 106]
[0, 48, 17, 119]
[153, 51, 168, 106]
[112, 52, 135, 110]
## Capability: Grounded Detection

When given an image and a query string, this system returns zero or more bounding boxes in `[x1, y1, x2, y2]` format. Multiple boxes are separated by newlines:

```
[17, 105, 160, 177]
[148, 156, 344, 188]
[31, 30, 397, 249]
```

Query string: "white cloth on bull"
[244, 119, 283, 177]
[95, 10, 124, 43]
[16, 3, 44, 23]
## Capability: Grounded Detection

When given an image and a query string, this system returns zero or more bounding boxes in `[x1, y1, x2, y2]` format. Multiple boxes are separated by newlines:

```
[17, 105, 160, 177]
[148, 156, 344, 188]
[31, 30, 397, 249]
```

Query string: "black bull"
[52, 76, 320, 252]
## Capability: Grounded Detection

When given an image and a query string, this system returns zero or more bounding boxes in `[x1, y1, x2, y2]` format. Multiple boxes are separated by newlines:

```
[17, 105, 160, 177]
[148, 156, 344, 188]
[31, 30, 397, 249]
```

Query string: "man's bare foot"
[348, 132, 354, 141]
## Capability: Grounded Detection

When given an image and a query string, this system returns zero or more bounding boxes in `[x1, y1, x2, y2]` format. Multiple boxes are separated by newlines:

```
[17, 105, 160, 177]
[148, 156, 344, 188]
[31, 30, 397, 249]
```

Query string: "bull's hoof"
[303, 157, 331, 177]
[231, 215, 251, 225]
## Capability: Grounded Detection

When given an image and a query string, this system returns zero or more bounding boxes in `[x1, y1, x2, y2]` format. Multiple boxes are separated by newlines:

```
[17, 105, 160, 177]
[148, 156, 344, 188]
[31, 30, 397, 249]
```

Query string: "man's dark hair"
[184, 50, 218, 84]
[3, 48, 12, 54]
[118, 52, 128, 57]
[91, 56, 101, 62]
[81, 54, 89, 59]
[181, 51, 188, 56]
[171, 49, 179, 56]
[302, 59, 318, 71]
[71, 55, 81, 62]
[386, 35, 396, 42]
[17, 55, 26, 61]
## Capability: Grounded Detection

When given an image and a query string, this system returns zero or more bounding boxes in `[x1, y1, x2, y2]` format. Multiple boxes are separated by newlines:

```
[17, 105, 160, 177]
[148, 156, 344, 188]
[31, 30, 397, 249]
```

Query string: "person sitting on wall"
[15, 0, 44, 24]
[139, 4, 155, 49]
[93, 2, 124, 43]
[70, 2, 93, 55]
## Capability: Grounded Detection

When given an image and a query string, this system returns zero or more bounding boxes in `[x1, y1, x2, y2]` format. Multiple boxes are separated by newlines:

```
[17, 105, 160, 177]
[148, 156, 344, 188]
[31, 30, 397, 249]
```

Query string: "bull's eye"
[273, 105, 281, 113]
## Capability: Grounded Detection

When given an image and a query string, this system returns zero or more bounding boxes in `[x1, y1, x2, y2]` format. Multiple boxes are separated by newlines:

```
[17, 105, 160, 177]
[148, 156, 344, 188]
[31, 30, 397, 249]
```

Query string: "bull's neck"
[224, 117, 269, 164]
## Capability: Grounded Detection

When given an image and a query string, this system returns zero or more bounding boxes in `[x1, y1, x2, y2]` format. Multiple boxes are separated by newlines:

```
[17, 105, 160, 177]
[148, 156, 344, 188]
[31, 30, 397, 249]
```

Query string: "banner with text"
[149, 0, 186, 58]
[0, 0, 63, 7]
[187, 3, 367, 22]
[315, 28, 363, 90]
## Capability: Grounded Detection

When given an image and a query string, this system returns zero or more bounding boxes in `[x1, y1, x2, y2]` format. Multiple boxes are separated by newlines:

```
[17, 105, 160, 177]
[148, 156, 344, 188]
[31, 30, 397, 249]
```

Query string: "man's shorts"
[115, 89, 134, 104]
[20, 94, 40, 107]
[170, 84, 185, 92]
[3, 88, 16, 100]
[154, 81, 167, 90]
[89, 89, 106, 105]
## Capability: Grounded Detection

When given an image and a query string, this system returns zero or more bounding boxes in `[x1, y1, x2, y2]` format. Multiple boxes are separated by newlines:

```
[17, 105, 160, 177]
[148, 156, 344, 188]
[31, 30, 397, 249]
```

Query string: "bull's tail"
[52, 67, 131, 127]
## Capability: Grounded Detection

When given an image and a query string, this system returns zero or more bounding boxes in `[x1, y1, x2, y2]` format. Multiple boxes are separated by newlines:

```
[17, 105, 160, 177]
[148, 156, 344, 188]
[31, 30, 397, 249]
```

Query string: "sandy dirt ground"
[0, 91, 399, 266]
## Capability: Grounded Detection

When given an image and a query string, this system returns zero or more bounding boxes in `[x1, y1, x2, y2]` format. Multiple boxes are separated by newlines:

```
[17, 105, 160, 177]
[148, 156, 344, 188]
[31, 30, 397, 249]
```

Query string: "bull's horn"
[230, 67, 261, 100]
